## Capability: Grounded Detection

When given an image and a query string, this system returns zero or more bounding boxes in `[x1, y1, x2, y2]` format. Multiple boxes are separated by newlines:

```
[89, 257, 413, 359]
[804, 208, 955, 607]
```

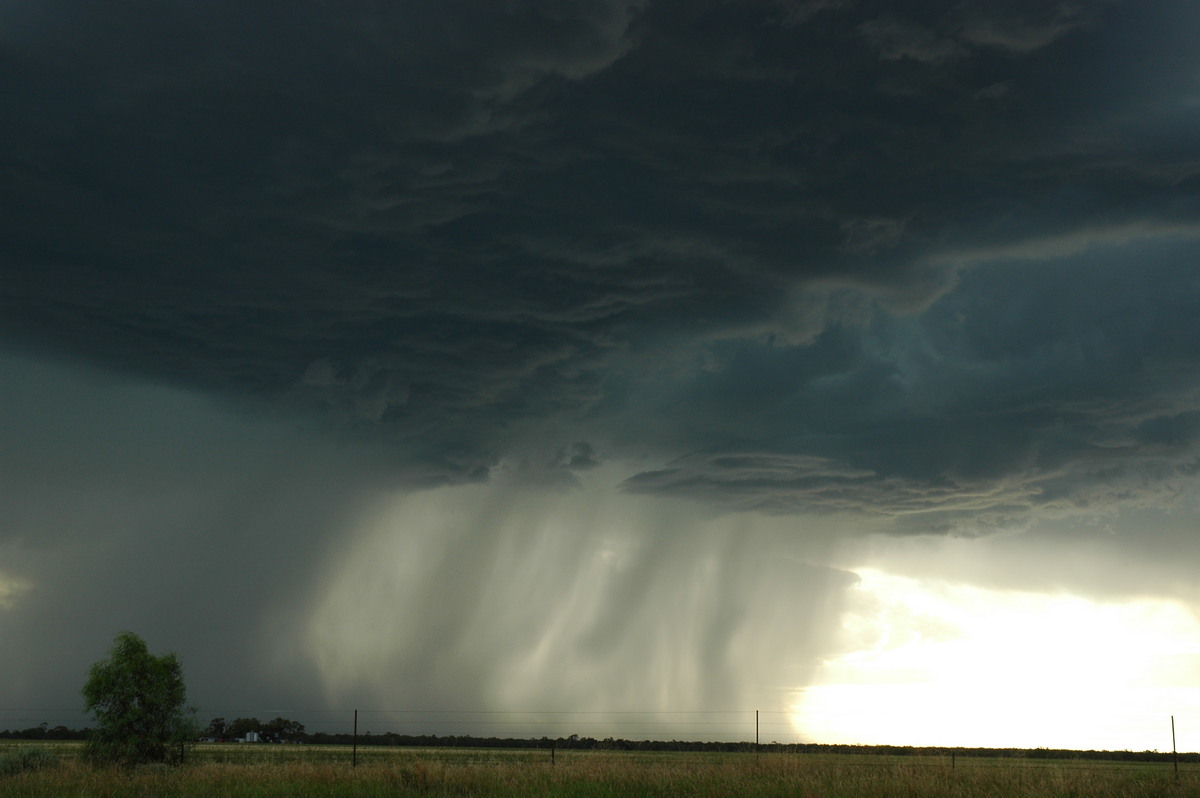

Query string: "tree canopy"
[82, 631, 193, 766]
[214, 716, 306, 741]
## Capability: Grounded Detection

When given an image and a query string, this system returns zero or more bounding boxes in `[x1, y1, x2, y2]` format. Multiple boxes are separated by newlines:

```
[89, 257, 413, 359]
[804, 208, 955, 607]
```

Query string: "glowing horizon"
[792, 569, 1200, 751]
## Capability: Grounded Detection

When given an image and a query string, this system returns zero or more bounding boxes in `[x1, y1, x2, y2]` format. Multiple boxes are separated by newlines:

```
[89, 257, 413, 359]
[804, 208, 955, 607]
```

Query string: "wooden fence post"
[1173, 716, 1179, 782]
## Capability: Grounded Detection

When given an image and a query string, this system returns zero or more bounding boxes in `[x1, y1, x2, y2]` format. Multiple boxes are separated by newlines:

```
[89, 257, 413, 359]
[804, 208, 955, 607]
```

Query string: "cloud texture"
[3, 0, 1200, 736]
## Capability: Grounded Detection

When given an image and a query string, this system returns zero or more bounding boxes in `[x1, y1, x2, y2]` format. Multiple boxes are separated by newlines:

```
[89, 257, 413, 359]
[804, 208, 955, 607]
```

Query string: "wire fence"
[1, 707, 1194, 757]
[0, 707, 790, 744]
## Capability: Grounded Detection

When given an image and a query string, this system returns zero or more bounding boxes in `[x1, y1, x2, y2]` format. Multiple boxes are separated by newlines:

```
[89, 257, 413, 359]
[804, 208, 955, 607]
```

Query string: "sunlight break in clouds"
[0, 568, 31, 610]
[793, 569, 1200, 751]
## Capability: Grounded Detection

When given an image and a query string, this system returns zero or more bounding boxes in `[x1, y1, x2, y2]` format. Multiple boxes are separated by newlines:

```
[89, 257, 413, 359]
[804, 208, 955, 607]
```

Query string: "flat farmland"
[3, 741, 1199, 796]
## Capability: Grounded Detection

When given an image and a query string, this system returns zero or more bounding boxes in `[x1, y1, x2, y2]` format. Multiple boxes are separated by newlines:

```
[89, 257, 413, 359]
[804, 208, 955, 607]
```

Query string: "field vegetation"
[2, 741, 1199, 797]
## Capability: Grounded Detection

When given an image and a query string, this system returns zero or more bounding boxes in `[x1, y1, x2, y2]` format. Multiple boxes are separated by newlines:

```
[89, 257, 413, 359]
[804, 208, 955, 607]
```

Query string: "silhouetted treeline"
[0, 724, 89, 741]
[292, 732, 1200, 763]
[4, 723, 1196, 764]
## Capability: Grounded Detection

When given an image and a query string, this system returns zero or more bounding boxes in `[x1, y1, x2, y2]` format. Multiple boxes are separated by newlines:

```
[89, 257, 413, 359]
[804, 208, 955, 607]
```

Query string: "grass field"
[3, 741, 1199, 797]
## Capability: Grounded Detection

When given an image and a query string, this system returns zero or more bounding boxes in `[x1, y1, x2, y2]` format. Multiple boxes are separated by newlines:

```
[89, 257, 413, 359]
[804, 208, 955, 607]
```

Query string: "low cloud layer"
[621, 243, 1200, 532]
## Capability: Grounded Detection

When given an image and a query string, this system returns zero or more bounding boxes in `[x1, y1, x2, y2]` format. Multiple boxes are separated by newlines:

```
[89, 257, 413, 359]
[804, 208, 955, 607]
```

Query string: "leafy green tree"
[225, 717, 261, 739]
[262, 716, 306, 740]
[82, 632, 194, 766]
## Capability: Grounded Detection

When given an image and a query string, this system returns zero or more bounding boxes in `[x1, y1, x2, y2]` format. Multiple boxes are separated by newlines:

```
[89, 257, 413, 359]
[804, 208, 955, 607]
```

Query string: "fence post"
[1173, 716, 1179, 782]
[353, 709, 358, 768]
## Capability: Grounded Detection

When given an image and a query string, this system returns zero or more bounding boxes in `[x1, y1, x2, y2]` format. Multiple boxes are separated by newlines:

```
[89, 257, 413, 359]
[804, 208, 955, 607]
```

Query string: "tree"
[82, 632, 194, 766]
[261, 716, 306, 741]
[225, 717, 261, 740]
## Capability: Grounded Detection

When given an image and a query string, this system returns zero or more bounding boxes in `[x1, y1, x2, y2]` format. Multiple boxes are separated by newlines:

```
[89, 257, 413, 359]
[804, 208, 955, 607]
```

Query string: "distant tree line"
[0, 723, 89, 741]
[9, 717, 1196, 765]
[202, 716, 306, 742]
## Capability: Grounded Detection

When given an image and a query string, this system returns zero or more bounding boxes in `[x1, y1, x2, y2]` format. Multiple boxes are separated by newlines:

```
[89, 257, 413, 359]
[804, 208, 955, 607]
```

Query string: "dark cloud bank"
[3, 0, 1200, 734]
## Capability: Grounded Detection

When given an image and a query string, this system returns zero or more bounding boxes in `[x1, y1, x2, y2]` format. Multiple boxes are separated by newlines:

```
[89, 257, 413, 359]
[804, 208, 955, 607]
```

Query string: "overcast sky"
[4, 0, 1200, 748]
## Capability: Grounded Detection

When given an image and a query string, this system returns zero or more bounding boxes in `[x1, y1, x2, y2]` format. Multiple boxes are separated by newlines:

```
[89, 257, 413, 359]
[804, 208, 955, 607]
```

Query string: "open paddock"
[2, 741, 1198, 796]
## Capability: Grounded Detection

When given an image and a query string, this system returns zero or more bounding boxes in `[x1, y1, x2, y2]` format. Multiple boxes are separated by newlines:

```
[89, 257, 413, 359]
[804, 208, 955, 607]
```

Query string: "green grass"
[2, 742, 1198, 797]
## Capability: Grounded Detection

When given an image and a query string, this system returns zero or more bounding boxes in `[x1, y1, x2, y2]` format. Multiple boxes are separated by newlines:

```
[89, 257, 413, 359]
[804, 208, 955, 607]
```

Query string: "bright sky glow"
[793, 569, 1200, 751]
[0, 567, 30, 610]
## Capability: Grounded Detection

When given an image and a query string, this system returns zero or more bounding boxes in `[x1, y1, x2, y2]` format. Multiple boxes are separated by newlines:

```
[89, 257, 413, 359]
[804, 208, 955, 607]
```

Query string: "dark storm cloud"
[3, 0, 1200, 529]
[622, 240, 1200, 531]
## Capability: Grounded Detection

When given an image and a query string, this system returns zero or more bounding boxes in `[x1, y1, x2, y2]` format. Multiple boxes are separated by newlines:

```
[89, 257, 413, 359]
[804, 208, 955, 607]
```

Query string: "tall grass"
[0, 746, 54, 776]
[1, 746, 1196, 797]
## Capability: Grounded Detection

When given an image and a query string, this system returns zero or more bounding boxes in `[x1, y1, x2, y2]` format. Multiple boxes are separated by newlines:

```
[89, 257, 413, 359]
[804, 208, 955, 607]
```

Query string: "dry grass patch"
[1, 746, 1198, 797]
